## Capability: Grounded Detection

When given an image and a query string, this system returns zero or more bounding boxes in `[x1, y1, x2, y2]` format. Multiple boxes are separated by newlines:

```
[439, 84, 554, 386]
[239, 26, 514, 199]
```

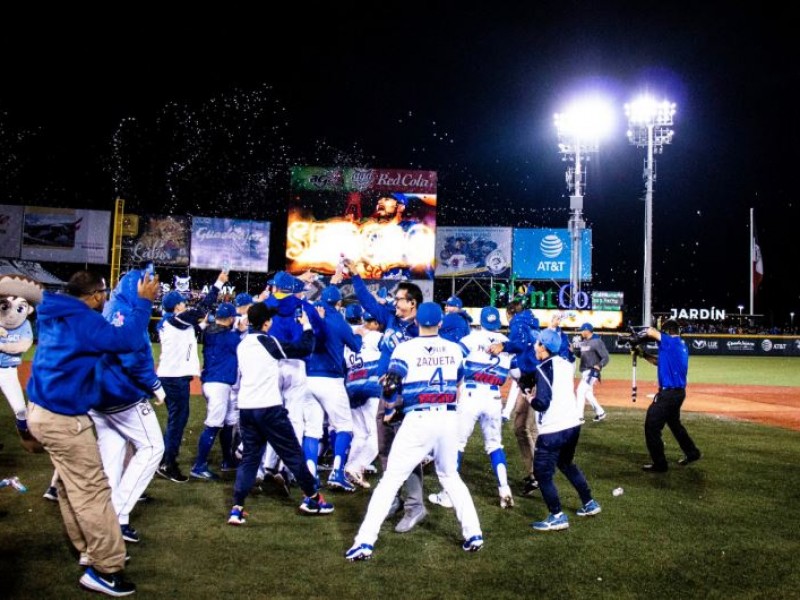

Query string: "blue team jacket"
[27, 283, 153, 416]
[201, 323, 241, 385]
[95, 269, 163, 412]
[306, 305, 362, 378]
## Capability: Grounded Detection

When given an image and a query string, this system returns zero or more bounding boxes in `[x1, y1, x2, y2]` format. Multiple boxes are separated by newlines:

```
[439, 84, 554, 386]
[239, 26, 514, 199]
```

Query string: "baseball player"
[527, 328, 601, 532]
[305, 285, 363, 492]
[571, 322, 609, 422]
[156, 271, 226, 483]
[429, 306, 515, 509]
[190, 302, 241, 480]
[345, 302, 483, 561]
[343, 305, 383, 488]
[90, 268, 167, 545]
[344, 258, 427, 533]
[229, 302, 333, 525]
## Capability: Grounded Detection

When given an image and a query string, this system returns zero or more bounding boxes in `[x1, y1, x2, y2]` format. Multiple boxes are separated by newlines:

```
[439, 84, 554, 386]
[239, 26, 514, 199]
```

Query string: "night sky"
[1, 6, 797, 326]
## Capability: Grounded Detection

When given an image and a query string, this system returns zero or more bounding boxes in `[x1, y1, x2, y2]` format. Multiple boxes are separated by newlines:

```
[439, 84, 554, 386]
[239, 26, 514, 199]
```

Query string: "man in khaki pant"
[27, 270, 159, 597]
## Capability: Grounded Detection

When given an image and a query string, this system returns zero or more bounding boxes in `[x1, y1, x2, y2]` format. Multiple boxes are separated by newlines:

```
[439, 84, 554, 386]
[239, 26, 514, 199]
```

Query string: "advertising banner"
[190, 217, 271, 272]
[21, 206, 110, 264]
[512, 228, 592, 281]
[287, 167, 437, 280]
[606, 334, 800, 357]
[0, 204, 24, 258]
[435, 226, 512, 278]
[123, 215, 191, 267]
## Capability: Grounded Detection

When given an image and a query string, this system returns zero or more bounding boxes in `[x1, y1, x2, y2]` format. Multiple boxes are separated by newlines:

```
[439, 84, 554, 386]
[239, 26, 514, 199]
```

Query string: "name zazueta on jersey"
[387, 336, 464, 411]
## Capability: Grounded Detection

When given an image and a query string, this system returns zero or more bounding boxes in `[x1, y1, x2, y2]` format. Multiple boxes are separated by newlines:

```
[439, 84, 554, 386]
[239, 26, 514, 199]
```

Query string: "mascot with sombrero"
[0, 274, 44, 452]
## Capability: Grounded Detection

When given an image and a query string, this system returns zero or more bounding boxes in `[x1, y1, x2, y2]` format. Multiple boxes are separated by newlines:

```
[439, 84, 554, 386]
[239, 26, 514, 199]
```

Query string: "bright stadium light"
[625, 94, 676, 326]
[554, 97, 614, 308]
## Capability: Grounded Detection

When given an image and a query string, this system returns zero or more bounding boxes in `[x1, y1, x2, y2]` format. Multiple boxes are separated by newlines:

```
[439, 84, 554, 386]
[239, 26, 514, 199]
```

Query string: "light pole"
[738, 304, 744, 316]
[791, 312, 795, 328]
[554, 97, 613, 308]
[625, 95, 676, 326]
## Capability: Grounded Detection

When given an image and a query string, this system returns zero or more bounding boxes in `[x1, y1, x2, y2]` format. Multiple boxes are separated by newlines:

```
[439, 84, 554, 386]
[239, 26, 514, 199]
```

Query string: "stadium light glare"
[554, 96, 615, 308]
[626, 94, 676, 326]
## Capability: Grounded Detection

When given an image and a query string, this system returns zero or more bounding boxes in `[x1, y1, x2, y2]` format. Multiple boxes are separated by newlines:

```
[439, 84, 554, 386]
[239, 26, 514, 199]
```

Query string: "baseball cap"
[579, 322, 594, 332]
[537, 328, 562, 354]
[215, 302, 236, 319]
[363, 310, 377, 321]
[321, 285, 342, 305]
[291, 278, 306, 293]
[162, 291, 185, 312]
[390, 192, 408, 205]
[274, 271, 298, 293]
[445, 296, 463, 309]
[480, 306, 501, 331]
[235, 292, 254, 307]
[417, 302, 443, 327]
[345, 304, 364, 321]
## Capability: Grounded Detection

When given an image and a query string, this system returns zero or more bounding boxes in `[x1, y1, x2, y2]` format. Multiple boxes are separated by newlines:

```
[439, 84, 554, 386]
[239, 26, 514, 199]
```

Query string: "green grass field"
[2, 354, 799, 599]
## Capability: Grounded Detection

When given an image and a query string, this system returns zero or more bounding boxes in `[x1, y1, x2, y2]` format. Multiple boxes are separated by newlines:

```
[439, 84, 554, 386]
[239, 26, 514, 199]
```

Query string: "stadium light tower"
[554, 97, 614, 308]
[625, 95, 676, 326]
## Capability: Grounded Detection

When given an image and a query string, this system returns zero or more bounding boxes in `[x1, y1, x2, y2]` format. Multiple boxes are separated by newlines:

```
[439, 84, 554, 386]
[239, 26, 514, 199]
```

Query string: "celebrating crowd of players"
[11, 261, 700, 595]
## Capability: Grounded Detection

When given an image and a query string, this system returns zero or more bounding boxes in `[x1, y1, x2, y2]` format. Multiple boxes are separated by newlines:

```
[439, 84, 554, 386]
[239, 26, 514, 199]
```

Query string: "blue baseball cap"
[162, 290, 185, 312]
[274, 271, 299, 293]
[417, 302, 443, 327]
[215, 302, 236, 319]
[235, 292, 254, 307]
[445, 296, 463, 309]
[321, 285, 342, 305]
[480, 306, 501, 331]
[538, 328, 562, 354]
[579, 322, 594, 332]
[291, 278, 306, 293]
[363, 310, 377, 321]
[345, 304, 363, 321]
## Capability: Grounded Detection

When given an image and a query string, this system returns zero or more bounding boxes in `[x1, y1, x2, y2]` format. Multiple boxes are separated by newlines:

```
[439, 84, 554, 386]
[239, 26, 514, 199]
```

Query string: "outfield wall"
[602, 333, 800, 357]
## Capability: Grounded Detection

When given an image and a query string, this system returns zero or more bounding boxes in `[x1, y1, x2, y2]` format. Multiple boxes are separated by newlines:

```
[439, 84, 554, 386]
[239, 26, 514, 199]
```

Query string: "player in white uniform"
[345, 302, 483, 561]
[429, 306, 515, 510]
[343, 305, 382, 488]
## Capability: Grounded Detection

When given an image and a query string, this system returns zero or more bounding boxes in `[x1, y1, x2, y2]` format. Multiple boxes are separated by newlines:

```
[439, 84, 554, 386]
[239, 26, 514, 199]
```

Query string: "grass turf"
[2, 396, 800, 598]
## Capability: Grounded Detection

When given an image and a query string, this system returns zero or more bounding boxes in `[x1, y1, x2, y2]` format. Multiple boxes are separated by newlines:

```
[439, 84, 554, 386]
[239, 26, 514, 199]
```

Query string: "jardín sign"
[669, 307, 727, 320]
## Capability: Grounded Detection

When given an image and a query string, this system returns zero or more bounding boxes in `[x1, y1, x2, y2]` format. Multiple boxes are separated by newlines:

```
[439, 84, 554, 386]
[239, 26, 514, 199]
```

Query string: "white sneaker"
[428, 491, 454, 508]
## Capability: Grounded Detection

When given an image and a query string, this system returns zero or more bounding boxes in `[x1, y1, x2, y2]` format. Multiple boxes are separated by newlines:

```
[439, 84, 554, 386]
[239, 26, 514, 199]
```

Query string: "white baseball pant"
[307, 376, 353, 434]
[346, 396, 379, 473]
[201, 382, 237, 428]
[576, 370, 605, 417]
[90, 401, 164, 526]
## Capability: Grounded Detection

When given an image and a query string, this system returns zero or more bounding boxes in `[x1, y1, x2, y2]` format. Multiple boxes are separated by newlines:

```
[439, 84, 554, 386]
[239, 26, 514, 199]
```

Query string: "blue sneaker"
[345, 543, 374, 561]
[299, 493, 335, 515]
[327, 470, 356, 493]
[79, 566, 136, 596]
[120, 524, 139, 543]
[190, 465, 220, 481]
[531, 512, 569, 531]
[228, 505, 247, 526]
[462, 535, 484, 552]
[576, 499, 602, 517]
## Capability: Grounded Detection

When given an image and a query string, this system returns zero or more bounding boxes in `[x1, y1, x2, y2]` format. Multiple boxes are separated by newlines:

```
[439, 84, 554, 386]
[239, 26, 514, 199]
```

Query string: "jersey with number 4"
[460, 329, 511, 387]
[387, 334, 464, 411]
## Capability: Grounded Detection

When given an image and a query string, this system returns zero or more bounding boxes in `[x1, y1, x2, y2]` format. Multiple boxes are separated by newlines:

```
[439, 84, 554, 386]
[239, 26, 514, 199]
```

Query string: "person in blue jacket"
[26, 269, 159, 597]
[191, 302, 242, 480]
[439, 295, 472, 343]
[306, 284, 363, 492]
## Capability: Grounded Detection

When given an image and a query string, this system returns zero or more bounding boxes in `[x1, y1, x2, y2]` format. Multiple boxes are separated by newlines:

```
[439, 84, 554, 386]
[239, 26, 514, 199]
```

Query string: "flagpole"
[749, 208, 754, 315]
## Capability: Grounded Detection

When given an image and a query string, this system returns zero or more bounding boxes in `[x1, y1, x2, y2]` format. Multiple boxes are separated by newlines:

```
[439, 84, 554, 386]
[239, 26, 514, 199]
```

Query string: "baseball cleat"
[500, 494, 515, 509]
[345, 468, 371, 489]
[345, 543, 374, 562]
[190, 466, 220, 481]
[462, 535, 484, 552]
[227, 505, 248, 526]
[593, 412, 607, 422]
[327, 470, 356, 493]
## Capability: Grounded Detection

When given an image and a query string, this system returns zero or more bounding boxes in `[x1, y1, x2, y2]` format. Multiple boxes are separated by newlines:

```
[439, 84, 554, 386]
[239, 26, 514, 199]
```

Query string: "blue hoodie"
[306, 303, 362, 378]
[503, 309, 540, 374]
[95, 269, 163, 413]
[27, 281, 153, 416]
[440, 310, 472, 343]
[265, 293, 325, 347]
